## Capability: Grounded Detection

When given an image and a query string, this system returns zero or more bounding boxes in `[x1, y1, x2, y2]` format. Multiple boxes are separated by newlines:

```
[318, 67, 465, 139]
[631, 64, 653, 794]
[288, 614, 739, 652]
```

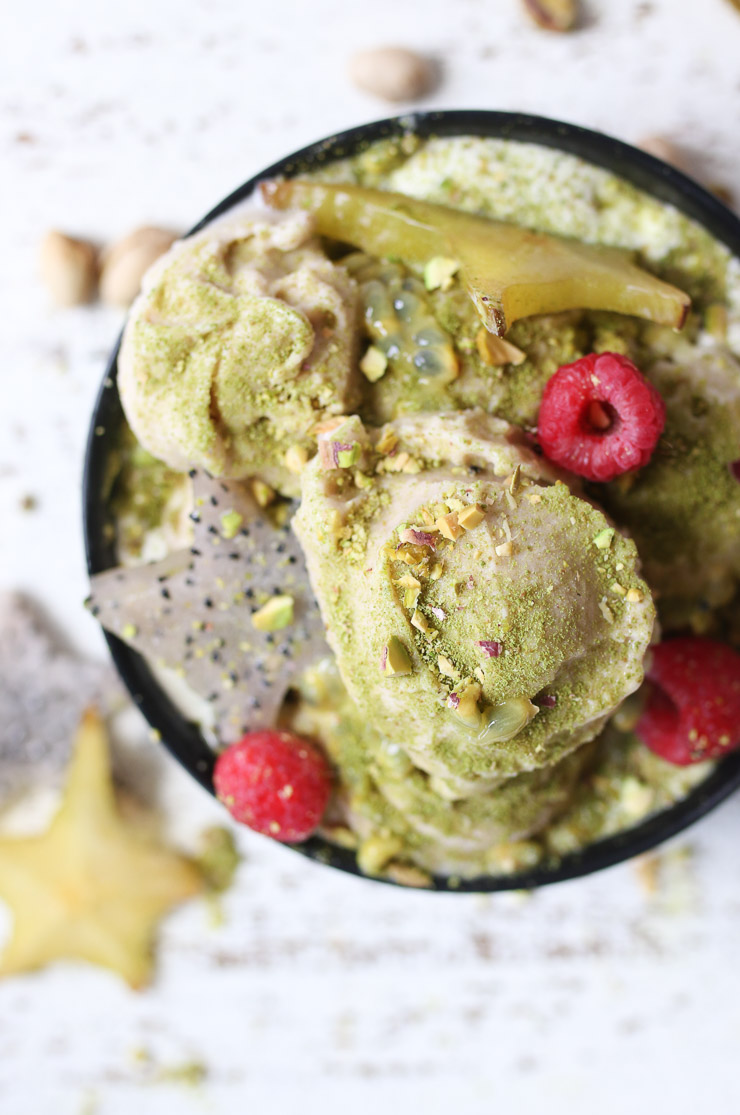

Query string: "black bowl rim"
[84, 109, 740, 893]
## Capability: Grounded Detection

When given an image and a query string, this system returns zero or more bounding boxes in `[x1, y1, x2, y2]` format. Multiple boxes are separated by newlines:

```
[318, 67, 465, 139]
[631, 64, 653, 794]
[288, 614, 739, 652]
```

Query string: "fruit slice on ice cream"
[293, 410, 655, 790]
[262, 180, 690, 336]
[88, 471, 329, 742]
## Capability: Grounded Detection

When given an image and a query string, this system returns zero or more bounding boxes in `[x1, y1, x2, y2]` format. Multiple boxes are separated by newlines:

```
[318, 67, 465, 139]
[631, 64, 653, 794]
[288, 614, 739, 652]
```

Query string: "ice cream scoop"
[294, 410, 655, 792]
[118, 208, 361, 495]
[601, 347, 740, 625]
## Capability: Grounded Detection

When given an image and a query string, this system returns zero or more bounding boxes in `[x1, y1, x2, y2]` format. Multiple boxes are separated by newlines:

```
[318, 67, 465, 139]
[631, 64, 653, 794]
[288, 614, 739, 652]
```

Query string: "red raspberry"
[537, 352, 665, 482]
[214, 730, 332, 841]
[635, 638, 740, 765]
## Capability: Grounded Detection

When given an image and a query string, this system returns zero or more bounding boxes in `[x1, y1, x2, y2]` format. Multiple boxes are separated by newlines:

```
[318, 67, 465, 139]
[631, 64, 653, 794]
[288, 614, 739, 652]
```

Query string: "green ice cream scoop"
[294, 410, 656, 791]
[118, 209, 361, 494]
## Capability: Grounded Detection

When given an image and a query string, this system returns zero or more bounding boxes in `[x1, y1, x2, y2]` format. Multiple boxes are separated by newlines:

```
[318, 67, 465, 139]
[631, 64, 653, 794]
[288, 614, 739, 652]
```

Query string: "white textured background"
[3, 1, 740, 1112]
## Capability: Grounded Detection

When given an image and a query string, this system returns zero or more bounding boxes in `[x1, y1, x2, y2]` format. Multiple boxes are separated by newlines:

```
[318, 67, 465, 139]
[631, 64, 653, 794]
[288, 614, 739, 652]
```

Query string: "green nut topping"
[336, 444, 361, 468]
[593, 527, 615, 550]
[478, 697, 539, 744]
[423, 256, 460, 292]
[359, 344, 388, 382]
[251, 594, 294, 632]
[382, 635, 413, 676]
[220, 509, 244, 540]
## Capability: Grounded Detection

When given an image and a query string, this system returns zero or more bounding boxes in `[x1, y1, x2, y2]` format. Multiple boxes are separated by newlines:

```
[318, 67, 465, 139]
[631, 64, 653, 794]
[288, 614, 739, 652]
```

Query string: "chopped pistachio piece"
[285, 444, 309, 473]
[336, 443, 360, 468]
[436, 512, 463, 540]
[611, 581, 627, 596]
[121, 623, 138, 640]
[410, 609, 430, 633]
[424, 255, 460, 292]
[437, 654, 459, 679]
[476, 327, 527, 366]
[251, 480, 275, 508]
[593, 527, 615, 550]
[251, 594, 294, 632]
[357, 834, 404, 876]
[376, 428, 399, 455]
[704, 303, 728, 341]
[458, 504, 486, 531]
[219, 509, 243, 540]
[478, 697, 538, 743]
[382, 635, 413, 676]
[453, 682, 482, 725]
[359, 344, 389, 382]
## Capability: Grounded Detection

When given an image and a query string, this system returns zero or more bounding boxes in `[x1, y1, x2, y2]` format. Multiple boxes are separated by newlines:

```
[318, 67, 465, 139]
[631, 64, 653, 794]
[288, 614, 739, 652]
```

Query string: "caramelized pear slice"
[262, 180, 690, 336]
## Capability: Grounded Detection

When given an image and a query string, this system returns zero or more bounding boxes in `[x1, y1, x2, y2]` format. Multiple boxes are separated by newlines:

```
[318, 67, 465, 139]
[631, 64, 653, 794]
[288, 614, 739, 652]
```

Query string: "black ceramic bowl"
[84, 110, 740, 891]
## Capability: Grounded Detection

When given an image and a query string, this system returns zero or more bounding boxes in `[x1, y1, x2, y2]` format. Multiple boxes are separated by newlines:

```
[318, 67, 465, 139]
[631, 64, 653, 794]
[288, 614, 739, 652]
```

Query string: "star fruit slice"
[262, 180, 690, 336]
[88, 471, 329, 743]
[0, 709, 202, 988]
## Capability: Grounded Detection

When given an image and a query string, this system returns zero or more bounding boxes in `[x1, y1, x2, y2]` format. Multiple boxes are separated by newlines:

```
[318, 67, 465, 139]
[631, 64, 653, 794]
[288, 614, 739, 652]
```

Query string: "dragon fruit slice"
[88, 471, 329, 743]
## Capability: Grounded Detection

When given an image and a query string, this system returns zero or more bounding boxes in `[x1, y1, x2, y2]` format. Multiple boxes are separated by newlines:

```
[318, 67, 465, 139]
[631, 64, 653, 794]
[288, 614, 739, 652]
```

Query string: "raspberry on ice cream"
[537, 352, 666, 482]
[214, 730, 332, 841]
[636, 637, 740, 765]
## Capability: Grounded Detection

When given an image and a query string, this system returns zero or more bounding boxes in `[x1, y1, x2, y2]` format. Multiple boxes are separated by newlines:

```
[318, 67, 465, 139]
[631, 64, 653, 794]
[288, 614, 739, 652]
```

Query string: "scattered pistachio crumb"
[423, 256, 459, 292]
[384, 862, 433, 888]
[285, 444, 309, 473]
[598, 598, 615, 624]
[220, 509, 243, 539]
[476, 326, 527, 366]
[121, 623, 138, 639]
[359, 344, 388, 382]
[251, 594, 294, 632]
[593, 527, 615, 550]
[336, 444, 360, 468]
[251, 479, 275, 508]
[437, 654, 459, 679]
[410, 609, 430, 633]
[382, 635, 413, 676]
[436, 512, 463, 540]
[458, 504, 486, 530]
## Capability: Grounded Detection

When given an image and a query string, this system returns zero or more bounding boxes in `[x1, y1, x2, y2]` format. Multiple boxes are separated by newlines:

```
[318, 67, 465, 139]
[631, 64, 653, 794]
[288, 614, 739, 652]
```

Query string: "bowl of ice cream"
[84, 110, 740, 891]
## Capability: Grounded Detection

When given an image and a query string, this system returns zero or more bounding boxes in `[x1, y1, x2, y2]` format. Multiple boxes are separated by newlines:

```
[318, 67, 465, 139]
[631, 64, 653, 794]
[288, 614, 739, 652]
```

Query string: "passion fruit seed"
[350, 256, 460, 386]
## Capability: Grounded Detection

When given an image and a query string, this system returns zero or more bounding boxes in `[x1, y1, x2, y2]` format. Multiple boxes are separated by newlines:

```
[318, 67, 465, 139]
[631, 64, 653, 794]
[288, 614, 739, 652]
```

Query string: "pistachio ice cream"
[118, 209, 361, 493]
[294, 410, 655, 794]
[91, 130, 740, 883]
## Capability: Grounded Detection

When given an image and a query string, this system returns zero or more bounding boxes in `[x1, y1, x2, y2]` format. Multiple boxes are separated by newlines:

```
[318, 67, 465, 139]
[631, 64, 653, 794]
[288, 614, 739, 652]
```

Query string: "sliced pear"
[262, 180, 690, 336]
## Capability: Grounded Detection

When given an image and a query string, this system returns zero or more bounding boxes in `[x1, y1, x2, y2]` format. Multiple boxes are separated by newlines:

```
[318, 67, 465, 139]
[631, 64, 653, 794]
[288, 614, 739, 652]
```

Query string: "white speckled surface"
[3, 1, 740, 1111]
